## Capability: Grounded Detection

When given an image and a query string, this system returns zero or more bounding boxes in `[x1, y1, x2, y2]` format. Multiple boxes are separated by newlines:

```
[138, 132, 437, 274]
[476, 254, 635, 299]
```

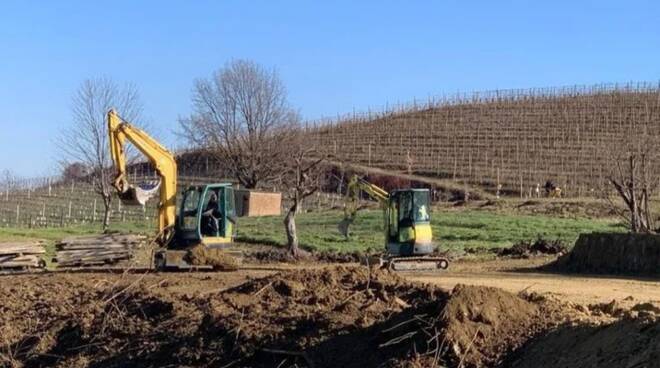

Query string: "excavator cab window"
[181, 188, 202, 231]
[393, 190, 431, 227]
[397, 191, 414, 227]
[200, 189, 224, 237]
[413, 191, 430, 223]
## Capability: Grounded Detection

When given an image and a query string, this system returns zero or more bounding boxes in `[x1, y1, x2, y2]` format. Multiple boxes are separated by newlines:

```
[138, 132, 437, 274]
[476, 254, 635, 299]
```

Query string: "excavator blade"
[118, 180, 161, 206]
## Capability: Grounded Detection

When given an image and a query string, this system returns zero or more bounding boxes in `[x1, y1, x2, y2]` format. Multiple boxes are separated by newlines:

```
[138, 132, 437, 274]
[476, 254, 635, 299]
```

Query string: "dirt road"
[404, 257, 660, 305]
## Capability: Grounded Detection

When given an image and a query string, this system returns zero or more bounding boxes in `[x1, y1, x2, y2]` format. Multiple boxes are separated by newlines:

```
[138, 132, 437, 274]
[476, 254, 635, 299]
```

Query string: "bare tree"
[281, 134, 327, 258]
[58, 77, 143, 231]
[607, 151, 658, 233]
[606, 135, 660, 233]
[179, 59, 298, 189]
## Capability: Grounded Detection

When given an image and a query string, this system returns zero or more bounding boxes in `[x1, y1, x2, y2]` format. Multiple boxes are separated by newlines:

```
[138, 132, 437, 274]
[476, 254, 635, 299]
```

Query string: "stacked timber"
[54, 234, 147, 267]
[0, 241, 46, 270]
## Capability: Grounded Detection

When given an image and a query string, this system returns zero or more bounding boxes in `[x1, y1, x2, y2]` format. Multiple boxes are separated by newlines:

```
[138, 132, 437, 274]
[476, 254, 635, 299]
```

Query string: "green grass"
[236, 209, 626, 253]
[0, 210, 625, 258]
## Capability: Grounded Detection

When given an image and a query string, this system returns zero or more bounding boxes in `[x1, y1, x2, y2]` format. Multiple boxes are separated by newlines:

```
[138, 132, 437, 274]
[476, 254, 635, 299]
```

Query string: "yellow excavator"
[339, 175, 449, 271]
[107, 109, 238, 270]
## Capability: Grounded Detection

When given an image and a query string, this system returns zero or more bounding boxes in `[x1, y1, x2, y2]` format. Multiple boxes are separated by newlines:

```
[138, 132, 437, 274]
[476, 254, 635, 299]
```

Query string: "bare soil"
[1, 258, 659, 368]
[407, 257, 660, 305]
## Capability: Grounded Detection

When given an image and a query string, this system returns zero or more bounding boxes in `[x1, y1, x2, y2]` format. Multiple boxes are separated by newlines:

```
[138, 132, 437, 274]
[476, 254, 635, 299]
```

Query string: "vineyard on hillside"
[0, 175, 226, 228]
[307, 82, 660, 197]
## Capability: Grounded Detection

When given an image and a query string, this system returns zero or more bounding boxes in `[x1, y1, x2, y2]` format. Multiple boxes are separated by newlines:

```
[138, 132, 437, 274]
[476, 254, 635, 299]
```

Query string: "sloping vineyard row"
[307, 82, 660, 197]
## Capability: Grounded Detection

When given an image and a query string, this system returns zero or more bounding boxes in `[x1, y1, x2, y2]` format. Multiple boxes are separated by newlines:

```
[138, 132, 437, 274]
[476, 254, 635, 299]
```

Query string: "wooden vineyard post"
[92, 199, 97, 222]
[368, 144, 372, 166]
[15, 204, 20, 225]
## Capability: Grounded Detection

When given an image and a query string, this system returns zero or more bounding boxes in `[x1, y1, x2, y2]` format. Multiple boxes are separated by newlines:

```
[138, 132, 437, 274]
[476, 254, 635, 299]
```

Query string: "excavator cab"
[175, 184, 236, 249]
[386, 189, 434, 256]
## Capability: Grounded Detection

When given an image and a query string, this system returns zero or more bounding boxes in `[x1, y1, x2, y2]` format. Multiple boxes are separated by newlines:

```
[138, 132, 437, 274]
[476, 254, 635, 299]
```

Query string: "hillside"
[308, 82, 660, 197]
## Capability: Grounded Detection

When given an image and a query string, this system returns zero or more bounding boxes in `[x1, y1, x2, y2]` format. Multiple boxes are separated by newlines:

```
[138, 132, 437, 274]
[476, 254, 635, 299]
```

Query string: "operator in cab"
[201, 192, 221, 236]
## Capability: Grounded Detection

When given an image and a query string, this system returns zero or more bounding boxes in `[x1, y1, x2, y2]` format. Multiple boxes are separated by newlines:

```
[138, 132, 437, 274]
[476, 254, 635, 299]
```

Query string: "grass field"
[0, 209, 625, 257]
[236, 209, 625, 253]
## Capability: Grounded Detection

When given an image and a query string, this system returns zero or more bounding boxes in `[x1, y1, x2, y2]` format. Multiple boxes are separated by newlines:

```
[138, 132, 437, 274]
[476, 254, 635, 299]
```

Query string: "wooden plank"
[56, 255, 130, 266]
[0, 246, 46, 255]
[2, 255, 39, 262]
[0, 241, 42, 247]
[57, 239, 144, 247]
[0, 254, 41, 268]
[0, 255, 17, 263]
[56, 249, 130, 257]
[58, 234, 146, 245]
[54, 251, 131, 262]
[57, 243, 134, 251]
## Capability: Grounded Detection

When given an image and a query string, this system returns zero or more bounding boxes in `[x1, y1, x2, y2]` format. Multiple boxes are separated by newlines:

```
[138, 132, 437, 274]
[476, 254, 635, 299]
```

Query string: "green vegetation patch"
[0, 210, 624, 257]
[236, 209, 625, 253]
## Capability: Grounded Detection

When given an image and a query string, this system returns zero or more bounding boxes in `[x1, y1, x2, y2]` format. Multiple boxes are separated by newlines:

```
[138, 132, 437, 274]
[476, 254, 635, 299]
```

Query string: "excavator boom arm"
[339, 175, 390, 238]
[107, 109, 178, 234]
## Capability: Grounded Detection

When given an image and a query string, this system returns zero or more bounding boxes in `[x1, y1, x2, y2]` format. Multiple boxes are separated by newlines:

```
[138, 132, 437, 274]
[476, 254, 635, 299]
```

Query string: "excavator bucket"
[117, 180, 161, 206]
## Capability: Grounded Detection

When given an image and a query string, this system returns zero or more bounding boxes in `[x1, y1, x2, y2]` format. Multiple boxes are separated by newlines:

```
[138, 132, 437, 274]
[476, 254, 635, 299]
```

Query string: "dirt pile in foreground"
[507, 315, 660, 367]
[1, 266, 658, 368]
[186, 245, 240, 270]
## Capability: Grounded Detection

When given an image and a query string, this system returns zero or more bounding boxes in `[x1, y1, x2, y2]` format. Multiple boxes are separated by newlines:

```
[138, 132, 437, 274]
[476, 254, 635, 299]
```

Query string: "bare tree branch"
[57, 77, 144, 230]
[178, 59, 297, 189]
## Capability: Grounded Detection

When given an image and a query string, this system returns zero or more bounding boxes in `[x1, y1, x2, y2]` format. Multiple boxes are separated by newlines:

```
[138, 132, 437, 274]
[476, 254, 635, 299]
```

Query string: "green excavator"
[108, 109, 238, 270]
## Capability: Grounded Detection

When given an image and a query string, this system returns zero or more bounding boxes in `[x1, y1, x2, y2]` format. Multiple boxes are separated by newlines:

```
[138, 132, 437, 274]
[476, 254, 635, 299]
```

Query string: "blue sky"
[0, 0, 658, 176]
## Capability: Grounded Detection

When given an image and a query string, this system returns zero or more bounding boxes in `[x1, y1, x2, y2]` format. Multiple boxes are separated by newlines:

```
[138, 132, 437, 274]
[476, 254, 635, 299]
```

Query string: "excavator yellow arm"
[107, 109, 178, 234]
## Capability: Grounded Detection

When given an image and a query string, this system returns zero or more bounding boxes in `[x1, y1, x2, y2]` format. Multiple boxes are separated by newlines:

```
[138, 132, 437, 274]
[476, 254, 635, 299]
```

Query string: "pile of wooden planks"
[54, 234, 147, 267]
[0, 241, 46, 270]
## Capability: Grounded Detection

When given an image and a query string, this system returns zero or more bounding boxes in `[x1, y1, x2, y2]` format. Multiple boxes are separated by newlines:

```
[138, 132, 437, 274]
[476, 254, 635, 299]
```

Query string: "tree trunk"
[284, 203, 299, 257]
[102, 195, 112, 231]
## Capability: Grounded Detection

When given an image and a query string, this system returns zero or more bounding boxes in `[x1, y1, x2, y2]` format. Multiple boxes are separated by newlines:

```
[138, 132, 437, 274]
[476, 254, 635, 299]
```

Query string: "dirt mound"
[507, 317, 660, 368]
[0, 267, 442, 367]
[198, 266, 443, 367]
[554, 232, 660, 275]
[496, 238, 567, 258]
[465, 238, 567, 259]
[378, 285, 552, 368]
[2, 266, 657, 368]
[440, 285, 541, 367]
[186, 245, 240, 270]
[0, 276, 197, 368]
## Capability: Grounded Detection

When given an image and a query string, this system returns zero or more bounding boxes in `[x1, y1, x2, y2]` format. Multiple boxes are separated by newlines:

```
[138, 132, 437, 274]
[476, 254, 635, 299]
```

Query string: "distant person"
[544, 180, 562, 198]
